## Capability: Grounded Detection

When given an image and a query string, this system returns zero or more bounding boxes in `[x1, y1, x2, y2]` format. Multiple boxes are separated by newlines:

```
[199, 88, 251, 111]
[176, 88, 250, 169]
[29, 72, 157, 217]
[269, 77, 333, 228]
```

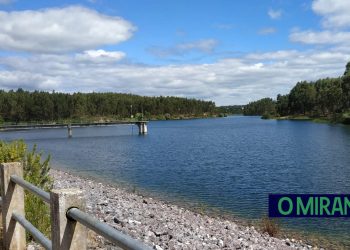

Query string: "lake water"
[2, 116, 350, 246]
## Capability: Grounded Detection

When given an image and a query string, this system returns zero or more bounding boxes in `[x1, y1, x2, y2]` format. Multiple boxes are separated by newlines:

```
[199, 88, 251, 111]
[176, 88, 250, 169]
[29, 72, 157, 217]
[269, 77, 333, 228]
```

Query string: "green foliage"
[342, 70, 350, 108]
[24, 145, 52, 238]
[276, 94, 289, 116]
[216, 105, 244, 115]
[315, 78, 343, 115]
[289, 81, 316, 115]
[243, 98, 276, 116]
[0, 140, 52, 239]
[244, 61, 350, 123]
[0, 140, 26, 163]
[135, 112, 144, 121]
[0, 89, 217, 123]
[261, 111, 273, 119]
[344, 62, 350, 76]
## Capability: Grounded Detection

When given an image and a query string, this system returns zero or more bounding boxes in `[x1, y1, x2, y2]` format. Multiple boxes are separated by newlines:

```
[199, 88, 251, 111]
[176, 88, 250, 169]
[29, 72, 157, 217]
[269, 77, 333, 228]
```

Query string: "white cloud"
[290, 30, 350, 44]
[76, 50, 126, 63]
[0, 2, 349, 106]
[268, 9, 282, 19]
[290, 1, 350, 46]
[148, 39, 218, 58]
[0, 6, 135, 53]
[258, 27, 277, 35]
[1, 49, 349, 105]
[312, 0, 350, 28]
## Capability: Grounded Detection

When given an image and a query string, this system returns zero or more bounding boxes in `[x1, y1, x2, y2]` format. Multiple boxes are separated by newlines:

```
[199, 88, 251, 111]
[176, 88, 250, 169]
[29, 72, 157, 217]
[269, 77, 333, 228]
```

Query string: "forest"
[243, 62, 350, 123]
[0, 90, 217, 123]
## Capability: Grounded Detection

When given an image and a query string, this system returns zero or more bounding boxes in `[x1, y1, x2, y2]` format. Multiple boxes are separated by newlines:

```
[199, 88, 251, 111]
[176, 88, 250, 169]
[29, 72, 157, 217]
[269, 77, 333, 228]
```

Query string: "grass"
[260, 217, 280, 237]
[275, 115, 312, 121]
[0, 140, 52, 240]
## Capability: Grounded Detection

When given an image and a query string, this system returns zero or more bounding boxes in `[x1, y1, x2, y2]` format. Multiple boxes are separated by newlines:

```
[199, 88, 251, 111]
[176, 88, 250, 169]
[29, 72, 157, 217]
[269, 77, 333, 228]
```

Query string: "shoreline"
[261, 115, 350, 125]
[49, 168, 317, 250]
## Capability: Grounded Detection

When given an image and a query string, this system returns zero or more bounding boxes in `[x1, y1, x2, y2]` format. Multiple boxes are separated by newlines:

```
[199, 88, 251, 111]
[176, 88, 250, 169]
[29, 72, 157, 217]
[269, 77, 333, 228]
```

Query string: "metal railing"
[0, 162, 152, 250]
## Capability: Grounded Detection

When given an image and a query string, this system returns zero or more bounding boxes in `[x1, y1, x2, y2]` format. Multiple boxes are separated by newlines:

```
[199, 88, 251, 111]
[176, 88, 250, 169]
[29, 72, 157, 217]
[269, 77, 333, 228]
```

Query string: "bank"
[260, 113, 350, 125]
[40, 168, 324, 250]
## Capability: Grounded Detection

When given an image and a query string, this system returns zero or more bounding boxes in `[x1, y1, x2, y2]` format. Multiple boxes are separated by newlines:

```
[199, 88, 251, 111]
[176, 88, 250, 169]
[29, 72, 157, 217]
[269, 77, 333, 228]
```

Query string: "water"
[2, 116, 350, 246]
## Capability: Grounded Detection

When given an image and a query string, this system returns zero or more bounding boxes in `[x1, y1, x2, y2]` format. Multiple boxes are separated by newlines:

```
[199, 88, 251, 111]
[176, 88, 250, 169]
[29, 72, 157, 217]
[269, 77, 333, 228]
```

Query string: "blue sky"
[0, 0, 349, 105]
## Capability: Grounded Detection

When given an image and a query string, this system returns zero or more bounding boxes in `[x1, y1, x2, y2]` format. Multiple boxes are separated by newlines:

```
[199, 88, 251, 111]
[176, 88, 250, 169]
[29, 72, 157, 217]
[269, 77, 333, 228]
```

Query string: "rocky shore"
[30, 169, 319, 250]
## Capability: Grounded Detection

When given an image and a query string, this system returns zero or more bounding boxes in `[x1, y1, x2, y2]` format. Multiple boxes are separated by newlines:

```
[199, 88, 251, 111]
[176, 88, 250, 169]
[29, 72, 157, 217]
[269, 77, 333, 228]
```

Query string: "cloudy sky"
[0, 0, 349, 105]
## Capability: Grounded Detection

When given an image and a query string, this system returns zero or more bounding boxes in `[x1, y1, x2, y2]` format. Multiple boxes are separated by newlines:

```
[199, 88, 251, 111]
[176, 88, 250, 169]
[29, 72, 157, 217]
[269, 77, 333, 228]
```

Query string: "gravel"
[28, 169, 320, 250]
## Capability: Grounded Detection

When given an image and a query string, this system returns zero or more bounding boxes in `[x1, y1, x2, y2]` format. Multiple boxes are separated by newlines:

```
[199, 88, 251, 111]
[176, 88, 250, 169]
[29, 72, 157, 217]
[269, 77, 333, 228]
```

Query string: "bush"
[260, 216, 280, 237]
[0, 140, 52, 239]
[261, 112, 273, 120]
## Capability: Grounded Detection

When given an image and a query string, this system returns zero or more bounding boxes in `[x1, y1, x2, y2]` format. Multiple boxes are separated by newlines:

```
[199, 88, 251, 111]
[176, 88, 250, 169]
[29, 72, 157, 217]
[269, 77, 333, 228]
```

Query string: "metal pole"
[12, 213, 52, 250]
[10, 175, 50, 203]
[67, 208, 152, 250]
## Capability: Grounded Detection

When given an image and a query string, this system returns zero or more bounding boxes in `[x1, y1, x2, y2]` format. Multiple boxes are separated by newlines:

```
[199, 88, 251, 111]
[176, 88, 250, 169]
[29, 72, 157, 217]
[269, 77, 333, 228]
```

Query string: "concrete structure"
[50, 189, 87, 250]
[67, 125, 72, 138]
[0, 121, 149, 138]
[0, 163, 26, 250]
[135, 121, 148, 135]
[0, 162, 151, 250]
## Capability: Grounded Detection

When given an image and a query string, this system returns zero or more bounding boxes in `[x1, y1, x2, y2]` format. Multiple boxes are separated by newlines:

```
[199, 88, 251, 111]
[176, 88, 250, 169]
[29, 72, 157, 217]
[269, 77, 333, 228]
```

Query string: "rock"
[113, 217, 125, 227]
[154, 231, 168, 237]
[97, 200, 108, 206]
[49, 169, 315, 250]
[128, 219, 141, 225]
[217, 239, 224, 247]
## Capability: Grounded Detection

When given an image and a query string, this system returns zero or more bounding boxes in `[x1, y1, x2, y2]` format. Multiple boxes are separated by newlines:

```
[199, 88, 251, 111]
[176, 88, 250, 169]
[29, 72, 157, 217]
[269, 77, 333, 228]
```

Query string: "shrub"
[261, 111, 273, 120]
[0, 140, 52, 239]
[260, 216, 280, 237]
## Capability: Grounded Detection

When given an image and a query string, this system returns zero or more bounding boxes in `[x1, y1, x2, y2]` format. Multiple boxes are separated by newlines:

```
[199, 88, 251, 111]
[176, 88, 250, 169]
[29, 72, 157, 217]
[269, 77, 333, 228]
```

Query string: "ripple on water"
[2, 116, 350, 247]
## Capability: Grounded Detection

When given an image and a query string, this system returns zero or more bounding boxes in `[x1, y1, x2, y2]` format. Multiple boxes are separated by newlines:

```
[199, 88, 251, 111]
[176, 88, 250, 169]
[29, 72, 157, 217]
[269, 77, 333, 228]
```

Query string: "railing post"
[0, 162, 26, 250]
[50, 188, 87, 250]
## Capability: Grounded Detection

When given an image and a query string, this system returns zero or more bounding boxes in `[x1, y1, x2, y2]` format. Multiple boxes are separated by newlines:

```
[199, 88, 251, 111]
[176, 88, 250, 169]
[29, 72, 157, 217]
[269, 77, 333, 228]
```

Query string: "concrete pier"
[136, 121, 148, 135]
[67, 125, 72, 138]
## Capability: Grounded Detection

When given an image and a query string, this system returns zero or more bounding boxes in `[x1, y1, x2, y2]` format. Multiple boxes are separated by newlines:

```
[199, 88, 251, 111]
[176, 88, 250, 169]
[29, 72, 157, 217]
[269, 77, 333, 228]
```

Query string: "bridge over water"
[0, 121, 148, 137]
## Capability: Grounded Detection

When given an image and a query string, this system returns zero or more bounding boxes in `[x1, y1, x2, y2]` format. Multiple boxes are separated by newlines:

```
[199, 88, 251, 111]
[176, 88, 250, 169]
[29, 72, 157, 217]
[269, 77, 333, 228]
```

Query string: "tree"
[276, 94, 289, 116]
[342, 62, 350, 109]
[243, 98, 276, 116]
[288, 81, 316, 115]
[315, 78, 343, 115]
[0, 90, 218, 122]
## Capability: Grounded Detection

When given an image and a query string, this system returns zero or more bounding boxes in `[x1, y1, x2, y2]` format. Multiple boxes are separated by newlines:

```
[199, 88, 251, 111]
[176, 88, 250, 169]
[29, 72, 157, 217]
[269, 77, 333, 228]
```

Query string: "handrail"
[12, 212, 52, 250]
[10, 175, 50, 203]
[67, 208, 153, 250]
[1, 163, 152, 250]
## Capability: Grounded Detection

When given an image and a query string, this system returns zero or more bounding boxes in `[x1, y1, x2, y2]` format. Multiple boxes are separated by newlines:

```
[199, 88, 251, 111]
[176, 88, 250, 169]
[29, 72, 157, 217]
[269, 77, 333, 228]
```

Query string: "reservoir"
[2, 116, 350, 246]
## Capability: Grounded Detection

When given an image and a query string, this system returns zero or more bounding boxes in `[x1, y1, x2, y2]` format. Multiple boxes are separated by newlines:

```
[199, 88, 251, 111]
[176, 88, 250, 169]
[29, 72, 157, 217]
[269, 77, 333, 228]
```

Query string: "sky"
[0, 0, 349, 105]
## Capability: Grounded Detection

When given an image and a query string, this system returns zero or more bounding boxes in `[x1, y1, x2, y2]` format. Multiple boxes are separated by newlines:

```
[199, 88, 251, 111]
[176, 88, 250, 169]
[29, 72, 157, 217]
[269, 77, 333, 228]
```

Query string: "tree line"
[216, 105, 244, 115]
[0, 90, 217, 123]
[243, 62, 350, 123]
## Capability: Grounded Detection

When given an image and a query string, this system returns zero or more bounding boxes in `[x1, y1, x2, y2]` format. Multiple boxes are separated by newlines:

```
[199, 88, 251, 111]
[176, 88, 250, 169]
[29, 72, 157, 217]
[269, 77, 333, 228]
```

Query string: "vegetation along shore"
[243, 62, 350, 124]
